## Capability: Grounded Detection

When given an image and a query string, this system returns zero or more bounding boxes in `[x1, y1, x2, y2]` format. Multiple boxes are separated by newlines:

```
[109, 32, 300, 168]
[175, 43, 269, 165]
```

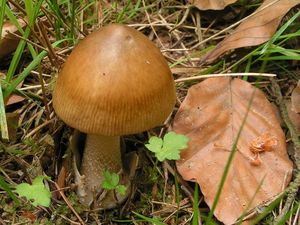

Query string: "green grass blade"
[174, 174, 180, 223]
[5, 6, 25, 34]
[275, 201, 300, 225]
[69, 0, 75, 43]
[0, 81, 8, 140]
[5, 0, 44, 82]
[0, 0, 9, 140]
[0, 175, 19, 205]
[249, 194, 284, 225]
[5, 5, 37, 58]
[237, 176, 266, 225]
[5, 27, 31, 82]
[192, 183, 200, 225]
[24, 0, 34, 24]
[3, 39, 68, 98]
[132, 211, 167, 225]
[261, 10, 300, 54]
[0, 0, 5, 37]
[46, 0, 66, 41]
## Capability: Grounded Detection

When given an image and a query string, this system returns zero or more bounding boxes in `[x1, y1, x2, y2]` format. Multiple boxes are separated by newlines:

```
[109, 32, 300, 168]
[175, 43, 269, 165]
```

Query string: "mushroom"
[53, 24, 176, 207]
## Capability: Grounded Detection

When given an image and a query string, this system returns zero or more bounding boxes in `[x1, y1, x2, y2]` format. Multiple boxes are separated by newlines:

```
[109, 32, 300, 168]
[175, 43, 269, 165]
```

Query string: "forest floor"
[0, 0, 299, 224]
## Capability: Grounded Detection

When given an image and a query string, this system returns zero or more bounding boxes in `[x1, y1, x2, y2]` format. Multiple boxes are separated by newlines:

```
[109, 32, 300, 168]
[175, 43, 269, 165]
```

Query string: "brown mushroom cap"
[53, 24, 176, 136]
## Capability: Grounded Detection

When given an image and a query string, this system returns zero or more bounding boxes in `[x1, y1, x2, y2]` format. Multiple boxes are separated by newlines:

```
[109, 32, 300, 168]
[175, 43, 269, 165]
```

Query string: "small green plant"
[101, 170, 127, 195]
[15, 175, 51, 207]
[145, 131, 189, 162]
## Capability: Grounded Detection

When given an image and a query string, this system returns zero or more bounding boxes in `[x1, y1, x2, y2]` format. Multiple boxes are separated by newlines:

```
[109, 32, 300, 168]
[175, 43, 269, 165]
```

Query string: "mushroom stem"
[80, 134, 122, 205]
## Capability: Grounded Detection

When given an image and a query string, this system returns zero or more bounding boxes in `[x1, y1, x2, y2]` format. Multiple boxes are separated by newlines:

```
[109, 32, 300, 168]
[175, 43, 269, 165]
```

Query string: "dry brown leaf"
[0, 18, 27, 59]
[201, 0, 300, 63]
[173, 77, 293, 224]
[291, 80, 300, 113]
[189, 0, 237, 10]
[56, 157, 69, 199]
[6, 94, 25, 106]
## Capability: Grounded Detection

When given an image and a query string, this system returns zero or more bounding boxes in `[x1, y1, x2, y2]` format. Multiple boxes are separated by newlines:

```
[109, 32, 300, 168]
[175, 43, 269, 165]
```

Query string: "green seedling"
[101, 170, 127, 195]
[145, 131, 189, 162]
[15, 175, 51, 207]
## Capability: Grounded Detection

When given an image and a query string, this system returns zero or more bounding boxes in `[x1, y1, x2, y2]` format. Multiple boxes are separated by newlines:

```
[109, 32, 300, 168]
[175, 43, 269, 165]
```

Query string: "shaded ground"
[0, 0, 299, 224]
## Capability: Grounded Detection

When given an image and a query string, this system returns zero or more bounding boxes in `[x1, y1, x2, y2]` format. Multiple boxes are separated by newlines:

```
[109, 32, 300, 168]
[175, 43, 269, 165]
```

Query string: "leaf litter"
[172, 77, 293, 224]
[0, 18, 27, 59]
[201, 0, 300, 63]
[0, 0, 299, 224]
[189, 0, 238, 10]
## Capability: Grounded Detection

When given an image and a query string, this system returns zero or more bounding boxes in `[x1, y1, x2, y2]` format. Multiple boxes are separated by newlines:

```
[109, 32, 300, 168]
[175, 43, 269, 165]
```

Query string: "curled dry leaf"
[0, 18, 27, 59]
[201, 0, 300, 63]
[291, 80, 300, 113]
[173, 77, 293, 224]
[189, 0, 237, 10]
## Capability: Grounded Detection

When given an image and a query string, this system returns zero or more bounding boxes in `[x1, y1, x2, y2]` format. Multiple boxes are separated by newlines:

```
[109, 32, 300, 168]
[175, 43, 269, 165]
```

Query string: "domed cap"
[53, 24, 176, 136]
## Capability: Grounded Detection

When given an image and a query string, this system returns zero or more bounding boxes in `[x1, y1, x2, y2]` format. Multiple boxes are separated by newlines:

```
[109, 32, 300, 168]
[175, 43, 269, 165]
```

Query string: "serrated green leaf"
[163, 132, 189, 150]
[145, 132, 189, 162]
[111, 173, 120, 186]
[101, 170, 120, 190]
[15, 176, 51, 207]
[116, 185, 127, 195]
[145, 136, 163, 153]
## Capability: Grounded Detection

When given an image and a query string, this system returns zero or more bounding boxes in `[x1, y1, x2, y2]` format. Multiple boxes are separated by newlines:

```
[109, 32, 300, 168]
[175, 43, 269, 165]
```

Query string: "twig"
[53, 182, 86, 225]
[175, 73, 276, 83]
[7, 32, 48, 51]
[0, 217, 6, 225]
[271, 79, 300, 222]
[169, 6, 191, 32]
[37, 66, 51, 121]
[58, 214, 81, 225]
[141, 0, 164, 48]
[24, 119, 54, 138]
[292, 203, 300, 225]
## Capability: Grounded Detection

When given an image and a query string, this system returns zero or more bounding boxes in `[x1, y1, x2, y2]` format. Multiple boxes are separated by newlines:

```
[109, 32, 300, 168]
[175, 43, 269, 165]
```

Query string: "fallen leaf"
[0, 18, 27, 59]
[189, 0, 237, 10]
[201, 0, 300, 63]
[173, 77, 293, 224]
[291, 80, 300, 113]
[56, 157, 69, 199]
